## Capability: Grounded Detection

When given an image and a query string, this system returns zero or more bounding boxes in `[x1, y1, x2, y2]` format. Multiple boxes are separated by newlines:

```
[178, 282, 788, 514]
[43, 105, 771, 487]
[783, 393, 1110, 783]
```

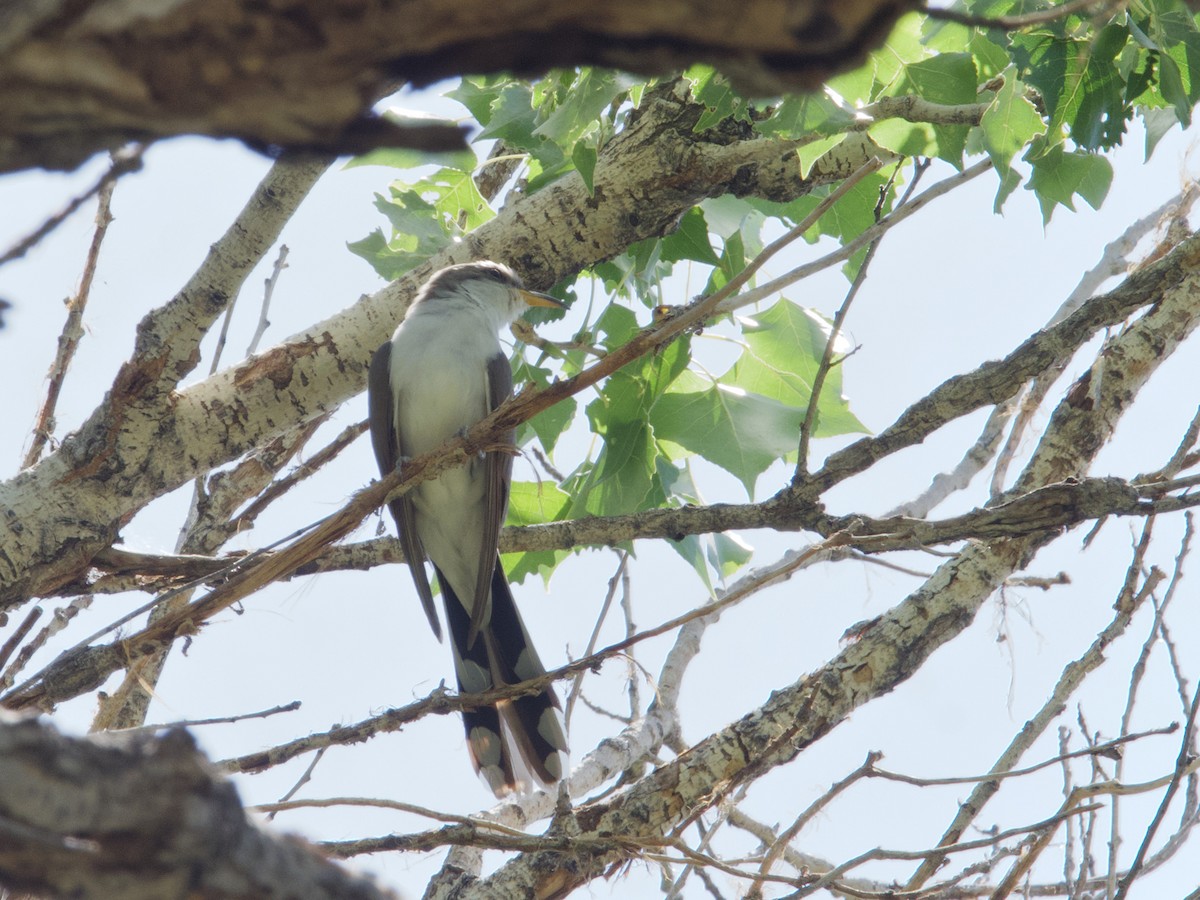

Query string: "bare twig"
[904, 522, 1162, 891]
[991, 757, 1200, 899]
[747, 752, 881, 899]
[114, 701, 302, 734]
[800, 804, 1105, 898]
[795, 158, 925, 478]
[247, 244, 289, 356]
[924, 0, 1122, 31]
[990, 185, 1200, 497]
[889, 398, 1017, 518]
[229, 419, 370, 534]
[565, 550, 630, 725]
[0, 146, 144, 268]
[217, 535, 852, 775]
[716, 158, 991, 316]
[22, 164, 119, 469]
[0, 606, 42, 672]
[268, 747, 327, 821]
[869, 725, 1177, 789]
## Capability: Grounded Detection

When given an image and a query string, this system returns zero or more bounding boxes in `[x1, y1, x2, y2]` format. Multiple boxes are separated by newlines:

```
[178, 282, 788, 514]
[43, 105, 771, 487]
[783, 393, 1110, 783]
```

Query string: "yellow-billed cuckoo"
[367, 261, 569, 795]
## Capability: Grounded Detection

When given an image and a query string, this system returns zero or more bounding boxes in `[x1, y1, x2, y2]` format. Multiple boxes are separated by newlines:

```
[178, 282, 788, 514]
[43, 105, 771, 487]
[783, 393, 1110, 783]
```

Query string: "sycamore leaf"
[1027, 145, 1114, 223]
[572, 140, 598, 195]
[728, 299, 868, 438]
[651, 373, 803, 496]
[660, 207, 721, 266]
[981, 67, 1047, 171]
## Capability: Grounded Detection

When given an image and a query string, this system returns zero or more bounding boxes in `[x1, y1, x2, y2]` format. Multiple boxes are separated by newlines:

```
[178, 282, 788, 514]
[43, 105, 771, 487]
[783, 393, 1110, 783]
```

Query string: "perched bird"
[367, 261, 569, 795]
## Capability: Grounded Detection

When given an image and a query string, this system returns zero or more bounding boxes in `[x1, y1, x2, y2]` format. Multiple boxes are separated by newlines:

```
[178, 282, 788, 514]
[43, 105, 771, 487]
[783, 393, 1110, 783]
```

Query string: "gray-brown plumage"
[367, 261, 568, 795]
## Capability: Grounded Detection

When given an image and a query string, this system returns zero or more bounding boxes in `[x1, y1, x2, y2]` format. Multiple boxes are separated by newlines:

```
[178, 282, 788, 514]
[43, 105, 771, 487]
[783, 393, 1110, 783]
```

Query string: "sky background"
[0, 80, 1198, 896]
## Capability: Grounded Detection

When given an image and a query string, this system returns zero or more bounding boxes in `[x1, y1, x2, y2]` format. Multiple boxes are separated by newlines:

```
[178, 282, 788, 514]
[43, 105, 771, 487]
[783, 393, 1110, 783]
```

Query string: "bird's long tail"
[440, 560, 568, 796]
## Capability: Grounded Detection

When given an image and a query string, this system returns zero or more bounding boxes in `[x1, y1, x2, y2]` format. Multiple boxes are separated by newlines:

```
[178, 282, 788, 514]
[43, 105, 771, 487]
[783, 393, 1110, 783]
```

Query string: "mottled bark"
[0, 0, 912, 174]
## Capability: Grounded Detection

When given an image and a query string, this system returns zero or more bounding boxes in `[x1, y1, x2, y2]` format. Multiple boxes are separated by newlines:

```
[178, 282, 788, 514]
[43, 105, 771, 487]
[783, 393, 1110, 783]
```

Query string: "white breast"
[387, 301, 502, 601]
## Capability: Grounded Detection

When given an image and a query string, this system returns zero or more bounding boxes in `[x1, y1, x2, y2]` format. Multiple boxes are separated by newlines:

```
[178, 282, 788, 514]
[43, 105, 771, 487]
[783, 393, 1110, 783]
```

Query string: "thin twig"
[800, 804, 1104, 898]
[247, 244, 289, 356]
[0, 607, 42, 672]
[0, 145, 144, 267]
[904, 521, 1161, 891]
[991, 757, 1200, 899]
[565, 550, 629, 726]
[869, 725, 1176, 789]
[249, 796, 530, 835]
[230, 419, 369, 533]
[795, 158, 925, 478]
[218, 535, 851, 775]
[22, 166, 120, 469]
[115, 701, 302, 735]
[1113, 685, 1200, 898]
[716, 158, 990, 316]
[924, 0, 1121, 30]
[267, 747, 327, 821]
[748, 752, 881, 899]
[991, 185, 1200, 497]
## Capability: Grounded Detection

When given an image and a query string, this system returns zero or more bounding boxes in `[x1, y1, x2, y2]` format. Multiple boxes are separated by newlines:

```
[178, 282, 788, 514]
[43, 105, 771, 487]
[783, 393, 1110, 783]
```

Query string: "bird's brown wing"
[368, 341, 442, 641]
[465, 353, 514, 647]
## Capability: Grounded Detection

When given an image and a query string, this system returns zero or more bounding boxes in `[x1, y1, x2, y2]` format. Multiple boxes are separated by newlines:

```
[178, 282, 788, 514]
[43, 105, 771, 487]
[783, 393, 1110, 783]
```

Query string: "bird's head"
[416, 261, 564, 325]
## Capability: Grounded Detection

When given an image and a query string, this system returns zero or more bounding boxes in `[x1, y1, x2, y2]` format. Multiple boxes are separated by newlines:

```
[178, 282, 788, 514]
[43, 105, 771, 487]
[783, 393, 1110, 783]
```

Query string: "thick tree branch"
[0, 83, 878, 607]
[0, 0, 914, 174]
[8, 209, 1198, 710]
[0, 715, 396, 900]
[448, 205, 1200, 899]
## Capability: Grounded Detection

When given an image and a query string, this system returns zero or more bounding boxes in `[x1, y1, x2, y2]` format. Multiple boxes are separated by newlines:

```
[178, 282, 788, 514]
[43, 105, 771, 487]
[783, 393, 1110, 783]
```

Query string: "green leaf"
[708, 532, 754, 579]
[504, 548, 569, 587]
[1147, 5, 1200, 126]
[686, 65, 749, 131]
[1142, 106, 1180, 159]
[866, 52, 978, 165]
[446, 76, 510, 125]
[870, 15, 931, 96]
[868, 119, 939, 157]
[411, 168, 494, 234]
[727, 299, 868, 438]
[1012, 25, 1130, 151]
[595, 304, 641, 350]
[507, 480, 571, 525]
[346, 228, 418, 282]
[992, 164, 1023, 214]
[905, 53, 979, 105]
[755, 92, 856, 138]
[826, 64, 876, 107]
[666, 534, 715, 596]
[1027, 145, 1114, 223]
[650, 372, 803, 496]
[980, 67, 1047, 170]
[796, 134, 849, 178]
[476, 83, 540, 144]
[534, 69, 632, 144]
[349, 190, 450, 279]
[573, 415, 661, 515]
[572, 140, 598, 195]
[502, 481, 572, 586]
[660, 207, 721, 266]
[527, 398, 576, 456]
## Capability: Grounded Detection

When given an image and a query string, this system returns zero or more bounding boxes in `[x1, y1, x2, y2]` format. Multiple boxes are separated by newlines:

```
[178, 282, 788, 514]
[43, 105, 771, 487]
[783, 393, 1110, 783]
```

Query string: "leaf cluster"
[348, 1, 1200, 588]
